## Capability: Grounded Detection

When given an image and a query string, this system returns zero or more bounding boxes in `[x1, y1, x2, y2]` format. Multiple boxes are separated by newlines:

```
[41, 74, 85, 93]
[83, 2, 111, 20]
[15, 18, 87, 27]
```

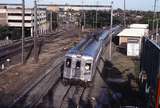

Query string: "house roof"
[129, 24, 149, 29]
[117, 28, 148, 37]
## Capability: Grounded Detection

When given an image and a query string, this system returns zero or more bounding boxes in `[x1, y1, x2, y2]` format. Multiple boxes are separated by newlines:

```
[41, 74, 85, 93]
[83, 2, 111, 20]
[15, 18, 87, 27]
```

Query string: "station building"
[117, 24, 149, 56]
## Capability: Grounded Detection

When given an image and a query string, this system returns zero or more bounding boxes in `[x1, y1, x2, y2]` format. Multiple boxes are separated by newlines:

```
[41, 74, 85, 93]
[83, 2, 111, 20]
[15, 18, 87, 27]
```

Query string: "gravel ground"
[99, 44, 146, 107]
[0, 25, 83, 106]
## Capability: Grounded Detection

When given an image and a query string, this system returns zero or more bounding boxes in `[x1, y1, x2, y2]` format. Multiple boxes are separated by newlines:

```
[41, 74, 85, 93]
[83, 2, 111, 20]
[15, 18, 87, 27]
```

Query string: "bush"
[0, 26, 30, 40]
[0, 25, 10, 40]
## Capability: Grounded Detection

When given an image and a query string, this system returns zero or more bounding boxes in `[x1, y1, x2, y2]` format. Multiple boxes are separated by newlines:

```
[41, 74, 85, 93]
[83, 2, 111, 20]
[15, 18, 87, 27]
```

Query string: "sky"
[0, 0, 159, 11]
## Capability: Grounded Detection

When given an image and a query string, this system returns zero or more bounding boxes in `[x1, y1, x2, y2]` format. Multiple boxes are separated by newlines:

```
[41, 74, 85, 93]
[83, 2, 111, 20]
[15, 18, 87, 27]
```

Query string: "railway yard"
[0, 0, 160, 107]
[0, 24, 147, 108]
[0, 25, 83, 107]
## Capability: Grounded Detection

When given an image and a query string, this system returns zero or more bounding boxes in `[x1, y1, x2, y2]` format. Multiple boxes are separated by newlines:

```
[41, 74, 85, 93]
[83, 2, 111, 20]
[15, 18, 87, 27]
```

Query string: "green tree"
[0, 25, 10, 40]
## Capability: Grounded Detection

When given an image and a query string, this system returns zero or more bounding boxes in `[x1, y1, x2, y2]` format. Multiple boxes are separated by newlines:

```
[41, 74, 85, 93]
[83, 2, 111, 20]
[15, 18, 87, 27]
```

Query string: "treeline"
[116, 8, 160, 29]
[80, 10, 122, 28]
[46, 12, 58, 30]
[0, 26, 30, 40]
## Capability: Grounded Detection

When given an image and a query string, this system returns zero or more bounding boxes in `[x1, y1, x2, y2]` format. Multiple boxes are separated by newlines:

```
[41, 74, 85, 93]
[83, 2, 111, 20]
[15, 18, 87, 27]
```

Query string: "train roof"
[66, 26, 121, 58]
[66, 30, 105, 57]
[68, 36, 101, 57]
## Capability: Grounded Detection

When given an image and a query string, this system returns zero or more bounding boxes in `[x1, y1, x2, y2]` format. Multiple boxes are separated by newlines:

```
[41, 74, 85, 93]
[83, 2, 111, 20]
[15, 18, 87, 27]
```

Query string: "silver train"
[62, 26, 121, 85]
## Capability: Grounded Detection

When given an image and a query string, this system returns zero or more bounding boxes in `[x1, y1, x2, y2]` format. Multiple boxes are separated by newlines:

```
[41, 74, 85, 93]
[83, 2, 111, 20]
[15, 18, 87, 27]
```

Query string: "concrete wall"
[0, 9, 7, 26]
[0, 8, 49, 36]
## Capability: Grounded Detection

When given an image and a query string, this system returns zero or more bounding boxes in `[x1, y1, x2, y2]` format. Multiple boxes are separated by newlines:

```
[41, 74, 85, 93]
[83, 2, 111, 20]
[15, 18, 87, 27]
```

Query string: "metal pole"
[0, 3, 22, 6]
[50, 11, 53, 32]
[152, 0, 157, 33]
[84, 12, 86, 29]
[34, 0, 38, 63]
[31, 11, 34, 37]
[156, 19, 159, 43]
[21, 0, 25, 64]
[56, 12, 58, 31]
[123, 0, 126, 27]
[109, 1, 113, 61]
[95, 1, 98, 29]
[81, 0, 85, 30]
[83, 1, 86, 29]
[93, 14, 94, 28]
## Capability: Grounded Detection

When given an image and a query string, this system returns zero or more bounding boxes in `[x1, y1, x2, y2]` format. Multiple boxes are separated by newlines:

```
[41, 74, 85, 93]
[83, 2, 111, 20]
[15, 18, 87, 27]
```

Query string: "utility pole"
[152, 0, 157, 33]
[34, 0, 38, 63]
[81, 0, 85, 30]
[21, 0, 25, 64]
[84, 12, 86, 29]
[156, 19, 159, 43]
[95, 1, 98, 29]
[93, 14, 95, 28]
[50, 11, 53, 32]
[56, 13, 59, 29]
[31, 10, 34, 37]
[109, 1, 113, 61]
[83, 2, 86, 29]
[123, 0, 126, 28]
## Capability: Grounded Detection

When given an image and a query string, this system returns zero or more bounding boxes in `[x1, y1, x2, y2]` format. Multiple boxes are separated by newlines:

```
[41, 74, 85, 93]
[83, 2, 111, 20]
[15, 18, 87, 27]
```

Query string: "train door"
[156, 80, 160, 108]
[74, 60, 81, 78]
[63, 57, 72, 78]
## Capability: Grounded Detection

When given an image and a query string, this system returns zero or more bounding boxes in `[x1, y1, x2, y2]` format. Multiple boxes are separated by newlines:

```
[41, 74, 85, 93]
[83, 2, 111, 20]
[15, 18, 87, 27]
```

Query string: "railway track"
[0, 25, 89, 108]
[0, 30, 64, 58]
[0, 26, 81, 108]
[0, 30, 65, 70]
[37, 83, 90, 108]
[10, 60, 63, 108]
[9, 37, 72, 108]
[58, 85, 92, 108]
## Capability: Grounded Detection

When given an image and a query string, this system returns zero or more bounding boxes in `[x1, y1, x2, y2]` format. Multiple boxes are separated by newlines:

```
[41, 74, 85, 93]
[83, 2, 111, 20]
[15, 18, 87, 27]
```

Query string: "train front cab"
[63, 57, 72, 79]
[63, 55, 93, 84]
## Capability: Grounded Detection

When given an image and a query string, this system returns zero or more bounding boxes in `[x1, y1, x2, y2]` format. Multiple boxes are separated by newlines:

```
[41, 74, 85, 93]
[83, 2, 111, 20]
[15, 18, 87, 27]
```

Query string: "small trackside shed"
[117, 28, 148, 56]
[129, 24, 149, 29]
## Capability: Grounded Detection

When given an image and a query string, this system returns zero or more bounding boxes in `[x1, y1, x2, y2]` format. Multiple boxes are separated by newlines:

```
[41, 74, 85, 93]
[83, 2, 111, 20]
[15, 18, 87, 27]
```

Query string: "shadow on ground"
[99, 60, 146, 108]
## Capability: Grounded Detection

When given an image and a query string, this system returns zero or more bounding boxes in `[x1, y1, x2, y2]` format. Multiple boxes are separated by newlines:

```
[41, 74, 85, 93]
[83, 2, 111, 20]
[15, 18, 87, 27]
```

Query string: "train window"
[85, 63, 91, 71]
[66, 58, 71, 68]
[76, 61, 81, 69]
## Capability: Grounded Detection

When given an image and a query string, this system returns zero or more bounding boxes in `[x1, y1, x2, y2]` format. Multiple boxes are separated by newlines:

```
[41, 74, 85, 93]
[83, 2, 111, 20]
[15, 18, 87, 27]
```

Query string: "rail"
[0, 31, 64, 61]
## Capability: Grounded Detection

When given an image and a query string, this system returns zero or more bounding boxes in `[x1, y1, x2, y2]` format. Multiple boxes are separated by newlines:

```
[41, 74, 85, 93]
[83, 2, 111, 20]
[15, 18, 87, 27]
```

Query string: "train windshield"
[76, 61, 81, 69]
[85, 63, 91, 71]
[66, 58, 72, 68]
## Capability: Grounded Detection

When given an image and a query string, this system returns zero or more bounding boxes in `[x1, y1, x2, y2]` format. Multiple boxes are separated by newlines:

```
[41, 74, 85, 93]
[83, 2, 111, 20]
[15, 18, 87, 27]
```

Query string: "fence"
[140, 37, 160, 108]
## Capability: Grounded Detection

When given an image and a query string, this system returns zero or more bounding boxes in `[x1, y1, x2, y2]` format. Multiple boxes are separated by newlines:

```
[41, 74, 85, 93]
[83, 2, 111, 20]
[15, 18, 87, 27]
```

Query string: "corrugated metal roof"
[117, 28, 148, 37]
[129, 24, 148, 29]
